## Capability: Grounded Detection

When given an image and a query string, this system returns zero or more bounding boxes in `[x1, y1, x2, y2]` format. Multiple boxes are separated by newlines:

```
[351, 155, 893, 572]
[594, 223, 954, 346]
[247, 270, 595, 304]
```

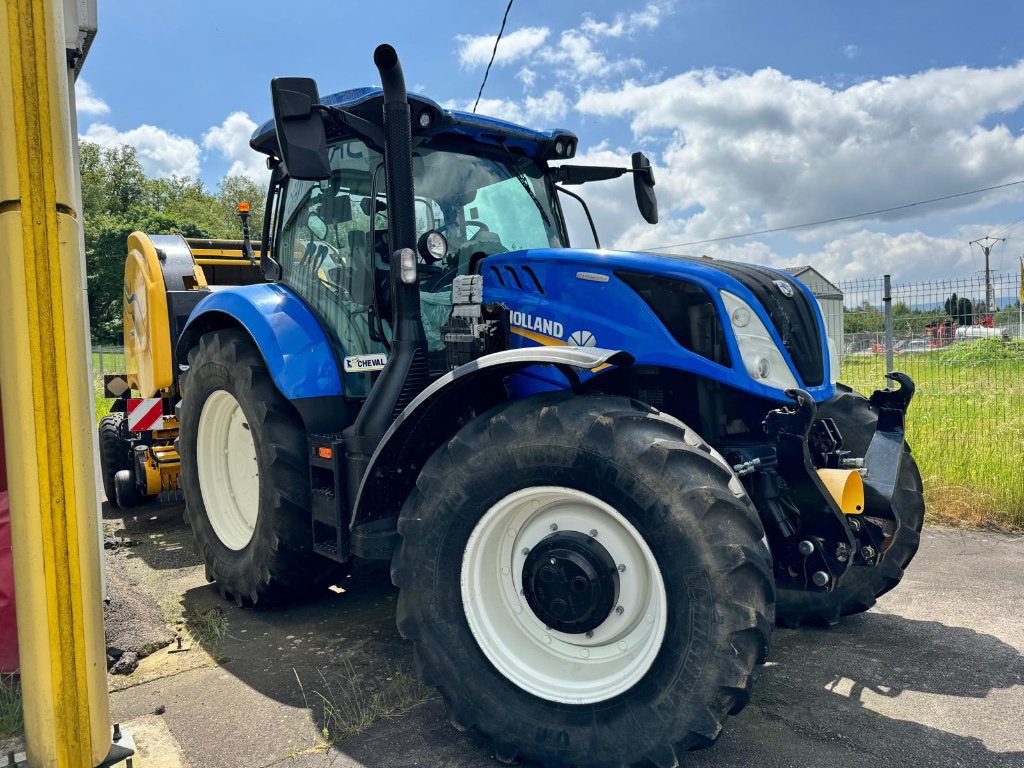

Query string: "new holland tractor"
[101, 44, 924, 767]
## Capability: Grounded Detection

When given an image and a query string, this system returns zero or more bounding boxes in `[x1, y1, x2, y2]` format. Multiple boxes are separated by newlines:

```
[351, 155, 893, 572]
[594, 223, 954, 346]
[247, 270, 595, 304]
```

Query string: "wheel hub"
[522, 531, 619, 634]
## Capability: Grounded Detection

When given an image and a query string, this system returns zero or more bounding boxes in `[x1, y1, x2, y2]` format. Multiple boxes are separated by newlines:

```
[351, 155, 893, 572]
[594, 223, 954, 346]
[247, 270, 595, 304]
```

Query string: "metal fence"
[92, 345, 125, 387]
[834, 271, 1023, 523]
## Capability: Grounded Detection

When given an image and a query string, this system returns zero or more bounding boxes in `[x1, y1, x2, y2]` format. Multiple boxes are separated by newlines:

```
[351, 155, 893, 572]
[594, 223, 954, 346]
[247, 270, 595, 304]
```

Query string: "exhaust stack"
[343, 44, 429, 505]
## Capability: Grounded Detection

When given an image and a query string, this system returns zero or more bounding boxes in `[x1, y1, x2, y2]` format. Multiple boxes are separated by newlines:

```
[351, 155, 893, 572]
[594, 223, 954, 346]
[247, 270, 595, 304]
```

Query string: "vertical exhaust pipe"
[344, 44, 429, 506]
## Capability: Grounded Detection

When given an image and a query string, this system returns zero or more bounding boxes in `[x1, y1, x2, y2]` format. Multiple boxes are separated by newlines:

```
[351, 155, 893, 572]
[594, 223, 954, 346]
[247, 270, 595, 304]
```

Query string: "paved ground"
[102, 501, 1024, 768]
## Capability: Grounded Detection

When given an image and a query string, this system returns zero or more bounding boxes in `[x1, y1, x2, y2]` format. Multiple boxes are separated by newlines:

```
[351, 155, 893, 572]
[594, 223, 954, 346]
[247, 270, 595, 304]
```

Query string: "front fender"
[176, 283, 342, 400]
[350, 347, 634, 528]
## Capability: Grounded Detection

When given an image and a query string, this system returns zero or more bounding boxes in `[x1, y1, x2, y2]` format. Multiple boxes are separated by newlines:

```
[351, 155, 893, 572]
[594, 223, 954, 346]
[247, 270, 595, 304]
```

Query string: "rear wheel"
[392, 393, 773, 768]
[99, 414, 131, 506]
[776, 384, 925, 627]
[179, 329, 332, 606]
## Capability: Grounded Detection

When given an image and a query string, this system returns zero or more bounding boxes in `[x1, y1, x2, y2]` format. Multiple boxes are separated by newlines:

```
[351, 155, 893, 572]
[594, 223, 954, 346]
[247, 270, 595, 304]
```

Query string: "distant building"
[782, 266, 844, 353]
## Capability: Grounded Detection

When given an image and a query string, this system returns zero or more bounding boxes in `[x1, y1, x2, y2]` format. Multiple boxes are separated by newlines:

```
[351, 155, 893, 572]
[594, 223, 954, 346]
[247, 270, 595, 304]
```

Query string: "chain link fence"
[835, 271, 1023, 528]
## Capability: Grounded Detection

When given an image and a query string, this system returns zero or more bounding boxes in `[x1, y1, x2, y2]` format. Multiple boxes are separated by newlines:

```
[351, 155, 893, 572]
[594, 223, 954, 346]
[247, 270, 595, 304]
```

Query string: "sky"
[76, 0, 1024, 284]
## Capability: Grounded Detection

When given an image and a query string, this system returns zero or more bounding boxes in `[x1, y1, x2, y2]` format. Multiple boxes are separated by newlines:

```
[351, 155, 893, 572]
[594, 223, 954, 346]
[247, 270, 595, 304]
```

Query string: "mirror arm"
[316, 105, 386, 151]
[550, 165, 630, 186]
[555, 186, 600, 249]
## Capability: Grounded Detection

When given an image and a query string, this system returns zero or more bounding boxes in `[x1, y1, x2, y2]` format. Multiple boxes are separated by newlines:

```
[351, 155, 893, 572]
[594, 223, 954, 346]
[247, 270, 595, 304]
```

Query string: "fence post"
[883, 274, 894, 378]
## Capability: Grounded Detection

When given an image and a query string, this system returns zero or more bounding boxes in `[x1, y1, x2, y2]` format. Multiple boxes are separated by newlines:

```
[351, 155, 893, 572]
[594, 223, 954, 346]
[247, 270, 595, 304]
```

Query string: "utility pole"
[969, 236, 1005, 313]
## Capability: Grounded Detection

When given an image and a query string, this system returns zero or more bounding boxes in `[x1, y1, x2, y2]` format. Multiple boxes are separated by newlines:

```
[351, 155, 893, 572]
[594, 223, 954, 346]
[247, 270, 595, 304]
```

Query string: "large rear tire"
[776, 383, 925, 628]
[392, 393, 773, 768]
[179, 329, 331, 606]
[99, 414, 131, 507]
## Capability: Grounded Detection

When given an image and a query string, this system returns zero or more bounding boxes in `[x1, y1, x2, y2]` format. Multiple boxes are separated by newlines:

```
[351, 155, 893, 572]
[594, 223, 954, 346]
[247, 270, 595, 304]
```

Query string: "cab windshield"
[275, 138, 565, 388]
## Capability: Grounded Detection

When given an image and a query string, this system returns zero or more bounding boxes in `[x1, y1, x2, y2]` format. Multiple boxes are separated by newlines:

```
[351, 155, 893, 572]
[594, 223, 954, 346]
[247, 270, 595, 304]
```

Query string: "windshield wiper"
[499, 142, 552, 230]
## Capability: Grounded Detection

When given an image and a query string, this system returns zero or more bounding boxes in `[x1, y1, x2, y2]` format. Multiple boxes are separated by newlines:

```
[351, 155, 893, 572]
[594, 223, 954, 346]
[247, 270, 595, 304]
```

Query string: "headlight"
[721, 291, 799, 390]
[417, 229, 448, 263]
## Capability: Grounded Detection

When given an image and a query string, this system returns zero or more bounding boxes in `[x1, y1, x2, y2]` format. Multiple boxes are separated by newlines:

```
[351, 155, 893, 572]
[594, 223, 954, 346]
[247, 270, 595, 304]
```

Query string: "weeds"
[183, 604, 229, 660]
[0, 675, 23, 741]
[295, 660, 434, 745]
[842, 352, 1024, 530]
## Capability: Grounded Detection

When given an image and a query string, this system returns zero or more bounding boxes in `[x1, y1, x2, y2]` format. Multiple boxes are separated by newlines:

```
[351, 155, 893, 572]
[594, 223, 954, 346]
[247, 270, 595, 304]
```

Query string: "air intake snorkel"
[343, 44, 429, 506]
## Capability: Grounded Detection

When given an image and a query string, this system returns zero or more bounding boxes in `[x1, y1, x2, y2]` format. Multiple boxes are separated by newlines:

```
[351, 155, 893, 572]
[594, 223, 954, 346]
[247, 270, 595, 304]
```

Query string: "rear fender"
[350, 347, 634, 528]
[175, 284, 347, 433]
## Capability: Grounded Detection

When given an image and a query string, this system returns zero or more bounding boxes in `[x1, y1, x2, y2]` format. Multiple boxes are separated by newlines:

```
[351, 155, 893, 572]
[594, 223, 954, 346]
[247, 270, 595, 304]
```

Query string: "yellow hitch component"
[817, 468, 865, 515]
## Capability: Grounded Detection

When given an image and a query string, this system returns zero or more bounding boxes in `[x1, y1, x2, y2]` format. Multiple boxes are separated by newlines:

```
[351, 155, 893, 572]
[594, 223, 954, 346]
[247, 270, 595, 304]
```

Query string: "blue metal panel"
[179, 284, 342, 400]
[251, 87, 575, 162]
[484, 248, 836, 404]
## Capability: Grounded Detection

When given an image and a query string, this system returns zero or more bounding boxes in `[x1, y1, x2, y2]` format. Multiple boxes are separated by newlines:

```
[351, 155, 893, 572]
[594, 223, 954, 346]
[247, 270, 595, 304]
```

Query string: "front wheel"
[392, 394, 773, 768]
[179, 329, 332, 606]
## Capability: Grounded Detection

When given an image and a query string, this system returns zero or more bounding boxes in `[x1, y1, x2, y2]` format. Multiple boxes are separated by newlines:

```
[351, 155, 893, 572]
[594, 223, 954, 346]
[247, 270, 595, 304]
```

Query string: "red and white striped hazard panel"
[126, 398, 164, 431]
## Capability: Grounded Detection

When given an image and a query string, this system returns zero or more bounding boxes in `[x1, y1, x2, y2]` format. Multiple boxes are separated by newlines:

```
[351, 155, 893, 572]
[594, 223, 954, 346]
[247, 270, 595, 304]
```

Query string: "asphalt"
[103, 501, 1024, 768]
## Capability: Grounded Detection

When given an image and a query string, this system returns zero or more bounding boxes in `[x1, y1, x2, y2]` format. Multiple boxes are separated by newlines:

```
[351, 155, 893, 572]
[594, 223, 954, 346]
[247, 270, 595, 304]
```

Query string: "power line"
[472, 0, 515, 114]
[645, 179, 1024, 251]
[991, 213, 1024, 239]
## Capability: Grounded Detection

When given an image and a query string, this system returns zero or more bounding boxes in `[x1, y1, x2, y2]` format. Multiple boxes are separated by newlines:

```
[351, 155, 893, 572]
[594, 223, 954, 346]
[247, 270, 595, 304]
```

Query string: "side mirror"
[632, 152, 658, 224]
[270, 77, 330, 181]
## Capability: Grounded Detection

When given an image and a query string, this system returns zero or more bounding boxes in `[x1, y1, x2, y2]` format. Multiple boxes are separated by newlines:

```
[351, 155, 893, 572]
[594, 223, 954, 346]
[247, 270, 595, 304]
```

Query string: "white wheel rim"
[196, 390, 260, 550]
[461, 486, 668, 704]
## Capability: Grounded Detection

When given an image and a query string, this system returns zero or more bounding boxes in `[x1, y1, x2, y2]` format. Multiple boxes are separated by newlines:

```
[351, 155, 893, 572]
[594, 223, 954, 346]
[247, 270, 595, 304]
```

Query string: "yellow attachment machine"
[99, 226, 263, 507]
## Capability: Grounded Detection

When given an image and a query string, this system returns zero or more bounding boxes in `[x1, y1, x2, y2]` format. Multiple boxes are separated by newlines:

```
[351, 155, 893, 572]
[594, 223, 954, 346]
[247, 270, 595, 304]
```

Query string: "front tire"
[179, 329, 330, 606]
[392, 394, 773, 768]
[776, 383, 925, 627]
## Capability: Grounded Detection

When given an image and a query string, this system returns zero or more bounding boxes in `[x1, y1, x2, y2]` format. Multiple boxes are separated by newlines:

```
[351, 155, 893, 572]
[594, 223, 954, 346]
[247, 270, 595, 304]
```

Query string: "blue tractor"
[171, 45, 923, 767]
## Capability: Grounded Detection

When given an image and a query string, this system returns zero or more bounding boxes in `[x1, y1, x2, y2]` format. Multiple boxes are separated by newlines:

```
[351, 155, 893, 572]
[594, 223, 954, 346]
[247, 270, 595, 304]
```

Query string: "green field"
[842, 339, 1024, 530]
[91, 349, 124, 424]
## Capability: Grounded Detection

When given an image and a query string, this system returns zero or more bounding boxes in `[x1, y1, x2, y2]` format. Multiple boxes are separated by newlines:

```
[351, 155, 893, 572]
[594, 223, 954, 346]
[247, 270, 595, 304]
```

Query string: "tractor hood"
[483, 247, 829, 391]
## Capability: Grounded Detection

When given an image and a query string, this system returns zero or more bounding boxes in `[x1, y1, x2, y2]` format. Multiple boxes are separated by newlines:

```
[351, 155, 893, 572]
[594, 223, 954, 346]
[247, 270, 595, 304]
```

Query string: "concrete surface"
[104, 501, 1024, 768]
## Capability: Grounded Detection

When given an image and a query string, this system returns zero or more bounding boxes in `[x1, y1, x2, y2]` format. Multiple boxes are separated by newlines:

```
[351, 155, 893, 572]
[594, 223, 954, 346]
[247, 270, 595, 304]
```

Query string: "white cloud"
[577, 61, 1024, 248]
[844, 44, 861, 60]
[445, 89, 568, 126]
[202, 111, 267, 183]
[517, 67, 537, 88]
[581, 2, 672, 38]
[457, 26, 550, 69]
[74, 79, 109, 116]
[81, 122, 200, 178]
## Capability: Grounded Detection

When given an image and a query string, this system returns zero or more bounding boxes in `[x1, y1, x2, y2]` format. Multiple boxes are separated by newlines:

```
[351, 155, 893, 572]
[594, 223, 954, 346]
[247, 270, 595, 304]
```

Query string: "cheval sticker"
[509, 311, 564, 340]
[344, 354, 388, 373]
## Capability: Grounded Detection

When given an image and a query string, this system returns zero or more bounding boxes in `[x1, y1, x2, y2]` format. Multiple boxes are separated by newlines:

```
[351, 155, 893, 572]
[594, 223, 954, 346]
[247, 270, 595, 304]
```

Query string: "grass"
[92, 349, 124, 424]
[0, 675, 23, 741]
[842, 339, 1024, 530]
[295, 661, 434, 745]
[182, 604, 229, 661]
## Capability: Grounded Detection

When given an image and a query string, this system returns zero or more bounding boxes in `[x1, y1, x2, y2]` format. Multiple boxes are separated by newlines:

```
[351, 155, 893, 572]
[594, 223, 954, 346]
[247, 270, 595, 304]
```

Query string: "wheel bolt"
[521, 548, 530, 556]
[586, 630, 594, 638]
[798, 540, 815, 556]
[615, 606, 624, 615]
[812, 571, 830, 587]
[588, 529, 598, 537]
[549, 557, 557, 566]
[617, 564, 626, 573]
[862, 546, 876, 560]
[550, 523, 558, 531]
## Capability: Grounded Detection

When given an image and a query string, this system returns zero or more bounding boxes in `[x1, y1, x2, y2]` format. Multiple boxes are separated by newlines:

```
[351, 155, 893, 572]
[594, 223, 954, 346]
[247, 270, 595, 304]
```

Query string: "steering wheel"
[464, 220, 490, 238]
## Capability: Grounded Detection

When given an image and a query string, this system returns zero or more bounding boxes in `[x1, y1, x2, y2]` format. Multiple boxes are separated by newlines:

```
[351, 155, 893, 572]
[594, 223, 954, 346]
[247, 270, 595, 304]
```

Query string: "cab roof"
[250, 86, 578, 163]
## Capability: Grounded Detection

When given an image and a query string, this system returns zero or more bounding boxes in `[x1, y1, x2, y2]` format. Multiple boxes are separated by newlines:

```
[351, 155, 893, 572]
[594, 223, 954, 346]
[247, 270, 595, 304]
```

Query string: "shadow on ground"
[107, 501, 1024, 767]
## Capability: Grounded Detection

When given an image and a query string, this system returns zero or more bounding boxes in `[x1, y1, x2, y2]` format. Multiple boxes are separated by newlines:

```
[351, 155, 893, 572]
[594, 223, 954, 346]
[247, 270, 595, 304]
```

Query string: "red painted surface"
[0, 396, 19, 673]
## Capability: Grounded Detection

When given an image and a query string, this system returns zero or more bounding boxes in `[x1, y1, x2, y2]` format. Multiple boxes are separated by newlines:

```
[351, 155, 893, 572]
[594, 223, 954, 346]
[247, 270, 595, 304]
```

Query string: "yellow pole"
[0, 0, 113, 765]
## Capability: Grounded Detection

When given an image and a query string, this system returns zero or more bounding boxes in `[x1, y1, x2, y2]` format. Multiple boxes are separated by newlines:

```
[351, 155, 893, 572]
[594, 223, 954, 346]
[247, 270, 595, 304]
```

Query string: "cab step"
[308, 433, 349, 563]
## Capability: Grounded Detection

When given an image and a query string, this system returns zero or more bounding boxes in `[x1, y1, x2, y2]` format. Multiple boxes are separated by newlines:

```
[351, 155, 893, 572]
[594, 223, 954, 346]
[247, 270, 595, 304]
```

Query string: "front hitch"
[858, 372, 916, 558]
[761, 388, 858, 591]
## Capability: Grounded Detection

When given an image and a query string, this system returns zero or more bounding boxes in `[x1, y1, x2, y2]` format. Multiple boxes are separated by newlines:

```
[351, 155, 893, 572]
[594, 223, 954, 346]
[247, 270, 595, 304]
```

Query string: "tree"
[81, 141, 253, 343]
[943, 292, 975, 326]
